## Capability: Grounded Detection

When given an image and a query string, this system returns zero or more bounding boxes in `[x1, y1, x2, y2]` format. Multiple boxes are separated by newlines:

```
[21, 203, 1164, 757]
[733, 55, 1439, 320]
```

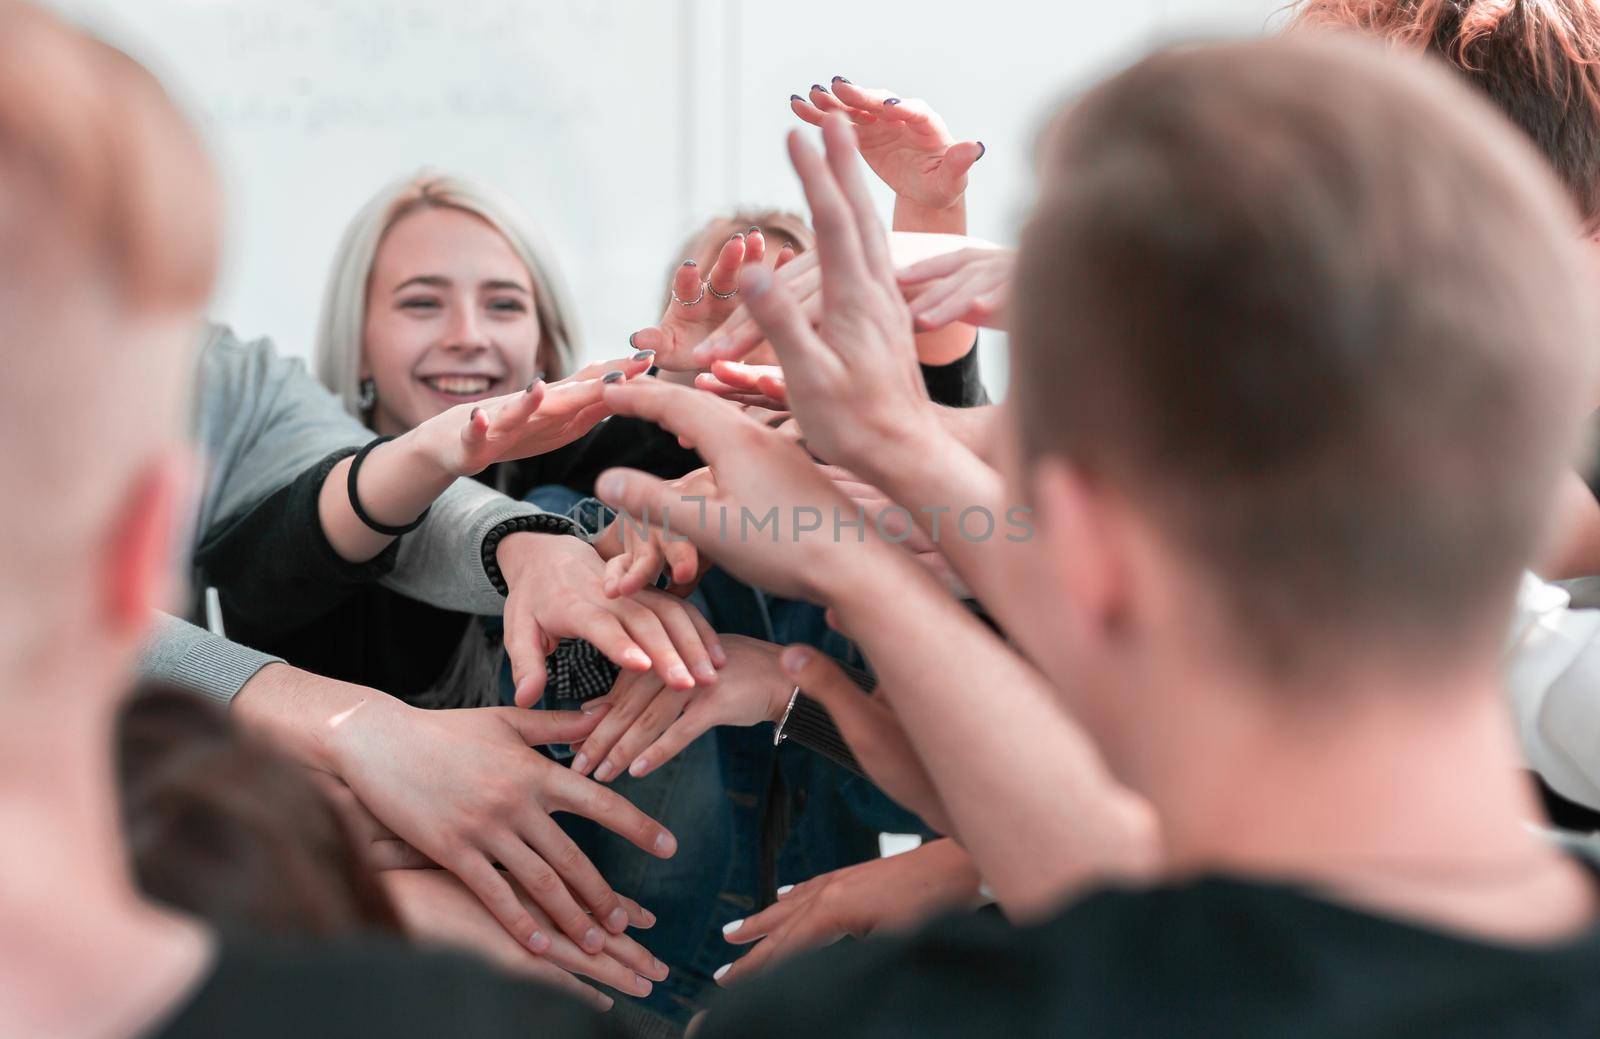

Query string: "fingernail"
[790, 93, 804, 103]
[642, 907, 658, 926]
[628, 331, 639, 349]
[595, 759, 618, 782]
[694, 661, 718, 683]
[731, 232, 744, 242]
[469, 406, 483, 422]
[572, 751, 590, 773]
[776, 884, 794, 896]
[976, 141, 986, 161]
[668, 665, 694, 687]
[634, 974, 652, 994]
[628, 756, 649, 777]
[582, 701, 611, 717]
[682, 259, 697, 267]
[710, 643, 728, 668]
[654, 830, 677, 856]
[884, 97, 901, 106]
[597, 473, 622, 501]
[652, 956, 668, 977]
[714, 963, 732, 982]
[811, 83, 827, 94]
[603, 370, 624, 385]
[745, 266, 772, 298]
[607, 907, 629, 933]
[624, 648, 652, 669]
[528, 930, 550, 952]
[633, 349, 655, 362]
[525, 380, 538, 394]
[583, 926, 605, 953]
[781, 645, 813, 674]
[832, 75, 850, 84]
[722, 918, 744, 937]
[747, 225, 760, 235]
[978, 883, 996, 901]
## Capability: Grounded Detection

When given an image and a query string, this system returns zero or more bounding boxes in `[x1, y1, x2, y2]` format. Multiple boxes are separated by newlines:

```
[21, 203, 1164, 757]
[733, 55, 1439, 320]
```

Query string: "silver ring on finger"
[708, 281, 737, 300]
[672, 279, 707, 306]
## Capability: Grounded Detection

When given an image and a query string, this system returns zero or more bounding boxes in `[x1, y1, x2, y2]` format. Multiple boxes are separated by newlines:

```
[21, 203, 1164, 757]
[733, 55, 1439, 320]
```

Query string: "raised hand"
[419, 351, 655, 477]
[715, 838, 982, 986]
[381, 867, 669, 1011]
[629, 230, 766, 372]
[794, 78, 982, 212]
[695, 361, 790, 411]
[571, 635, 793, 783]
[898, 246, 1016, 332]
[592, 466, 719, 599]
[593, 379, 882, 605]
[497, 532, 725, 706]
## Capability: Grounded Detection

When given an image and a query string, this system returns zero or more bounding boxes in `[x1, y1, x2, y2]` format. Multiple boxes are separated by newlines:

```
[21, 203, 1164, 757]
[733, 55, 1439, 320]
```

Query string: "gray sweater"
[137, 325, 572, 704]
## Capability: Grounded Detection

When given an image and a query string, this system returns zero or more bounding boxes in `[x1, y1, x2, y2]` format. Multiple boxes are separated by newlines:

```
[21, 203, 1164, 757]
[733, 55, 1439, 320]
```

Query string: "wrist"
[893, 195, 967, 236]
[232, 662, 406, 775]
[402, 410, 472, 480]
[484, 516, 582, 596]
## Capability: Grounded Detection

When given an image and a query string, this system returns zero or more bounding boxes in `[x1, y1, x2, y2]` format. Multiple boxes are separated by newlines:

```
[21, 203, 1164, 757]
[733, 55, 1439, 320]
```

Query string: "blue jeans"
[501, 487, 925, 1027]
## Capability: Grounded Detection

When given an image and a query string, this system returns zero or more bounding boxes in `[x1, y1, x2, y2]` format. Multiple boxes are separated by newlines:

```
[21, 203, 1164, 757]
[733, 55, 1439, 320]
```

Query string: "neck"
[1140, 652, 1595, 941]
[0, 647, 209, 1038]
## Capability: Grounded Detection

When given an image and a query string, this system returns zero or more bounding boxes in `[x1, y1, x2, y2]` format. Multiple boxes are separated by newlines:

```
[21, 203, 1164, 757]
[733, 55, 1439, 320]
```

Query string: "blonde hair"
[314, 171, 581, 418]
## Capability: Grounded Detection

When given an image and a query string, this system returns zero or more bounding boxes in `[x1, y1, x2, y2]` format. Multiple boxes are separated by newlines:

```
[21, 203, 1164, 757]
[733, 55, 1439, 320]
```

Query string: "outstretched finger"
[707, 233, 746, 298]
[745, 226, 767, 265]
[820, 114, 892, 278]
[598, 380, 765, 473]
[787, 127, 869, 297]
[789, 93, 826, 127]
[506, 613, 550, 708]
[807, 82, 848, 115]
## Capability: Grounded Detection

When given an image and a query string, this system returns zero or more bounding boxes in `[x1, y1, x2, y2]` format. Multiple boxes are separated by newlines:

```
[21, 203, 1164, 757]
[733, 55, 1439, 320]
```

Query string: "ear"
[1029, 458, 1129, 639]
[102, 451, 193, 640]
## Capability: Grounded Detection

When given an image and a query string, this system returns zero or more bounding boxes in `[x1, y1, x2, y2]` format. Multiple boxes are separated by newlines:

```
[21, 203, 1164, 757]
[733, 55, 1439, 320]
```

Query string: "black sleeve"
[195, 448, 401, 641]
[920, 335, 987, 408]
[779, 663, 878, 776]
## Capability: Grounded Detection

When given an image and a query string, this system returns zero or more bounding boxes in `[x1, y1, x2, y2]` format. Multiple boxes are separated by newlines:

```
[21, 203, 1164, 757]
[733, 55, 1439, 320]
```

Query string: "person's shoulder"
[155, 938, 617, 1039]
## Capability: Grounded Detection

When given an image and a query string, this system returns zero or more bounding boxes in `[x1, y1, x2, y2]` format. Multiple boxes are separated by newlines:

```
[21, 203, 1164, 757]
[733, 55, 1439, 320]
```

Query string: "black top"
[150, 940, 619, 1038]
[198, 346, 988, 704]
[698, 872, 1600, 1038]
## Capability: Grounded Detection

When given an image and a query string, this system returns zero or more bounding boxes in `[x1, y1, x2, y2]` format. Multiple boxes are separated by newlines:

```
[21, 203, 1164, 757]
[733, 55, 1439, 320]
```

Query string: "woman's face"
[362, 204, 542, 434]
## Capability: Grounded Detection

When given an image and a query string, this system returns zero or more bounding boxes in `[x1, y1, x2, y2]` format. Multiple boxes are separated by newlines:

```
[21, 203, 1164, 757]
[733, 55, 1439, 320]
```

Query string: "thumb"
[595, 468, 716, 550]
[494, 705, 606, 746]
[942, 140, 985, 187]
[507, 615, 550, 708]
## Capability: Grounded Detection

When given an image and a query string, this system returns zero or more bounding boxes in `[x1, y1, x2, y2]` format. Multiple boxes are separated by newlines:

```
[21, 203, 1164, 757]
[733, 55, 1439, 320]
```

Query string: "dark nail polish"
[747, 225, 760, 235]
[790, 93, 803, 103]
[976, 141, 986, 161]
[683, 259, 697, 267]
[470, 406, 483, 422]
[603, 370, 624, 385]
[811, 83, 827, 94]
[884, 97, 901, 106]
[832, 75, 850, 84]
[628, 331, 639, 349]
[731, 232, 744, 241]
[525, 381, 536, 394]
[632, 349, 655, 362]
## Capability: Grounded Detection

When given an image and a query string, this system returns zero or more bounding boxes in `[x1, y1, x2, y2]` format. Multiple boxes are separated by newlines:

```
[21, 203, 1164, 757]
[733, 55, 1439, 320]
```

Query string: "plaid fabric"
[542, 636, 621, 707]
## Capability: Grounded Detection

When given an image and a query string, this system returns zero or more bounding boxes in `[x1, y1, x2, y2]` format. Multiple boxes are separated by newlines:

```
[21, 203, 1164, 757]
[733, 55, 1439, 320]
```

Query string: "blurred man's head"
[1005, 34, 1594, 782]
[1290, 0, 1600, 233]
[0, 3, 219, 687]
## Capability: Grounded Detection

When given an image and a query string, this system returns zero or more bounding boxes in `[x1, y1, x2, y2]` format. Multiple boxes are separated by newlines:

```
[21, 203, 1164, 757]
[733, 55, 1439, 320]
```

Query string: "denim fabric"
[498, 486, 927, 1029]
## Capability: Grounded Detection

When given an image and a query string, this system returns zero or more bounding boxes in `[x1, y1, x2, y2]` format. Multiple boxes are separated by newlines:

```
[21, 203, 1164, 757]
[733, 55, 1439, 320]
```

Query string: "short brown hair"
[118, 685, 401, 939]
[1013, 34, 1593, 674]
[1290, 0, 1600, 231]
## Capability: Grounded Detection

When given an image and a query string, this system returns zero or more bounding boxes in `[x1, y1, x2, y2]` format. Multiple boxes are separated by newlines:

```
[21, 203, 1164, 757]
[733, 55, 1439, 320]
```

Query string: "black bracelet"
[347, 436, 431, 537]
[480, 512, 584, 596]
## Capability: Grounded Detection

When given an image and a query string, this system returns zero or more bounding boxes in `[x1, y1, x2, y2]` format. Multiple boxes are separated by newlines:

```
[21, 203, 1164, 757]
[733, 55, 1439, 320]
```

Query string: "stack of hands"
[259, 75, 1145, 1009]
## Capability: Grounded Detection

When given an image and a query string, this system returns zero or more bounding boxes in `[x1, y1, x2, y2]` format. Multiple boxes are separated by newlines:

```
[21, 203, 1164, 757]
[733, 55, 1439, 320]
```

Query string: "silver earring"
[357, 378, 376, 411]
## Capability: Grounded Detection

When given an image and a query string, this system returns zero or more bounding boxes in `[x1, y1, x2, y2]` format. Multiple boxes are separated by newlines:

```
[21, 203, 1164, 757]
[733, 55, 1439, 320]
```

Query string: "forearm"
[895, 197, 976, 366]
[826, 546, 1155, 916]
[136, 612, 283, 707]
[319, 431, 457, 563]
[229, 660, 405, 775]
[934, 403, 1003, 465]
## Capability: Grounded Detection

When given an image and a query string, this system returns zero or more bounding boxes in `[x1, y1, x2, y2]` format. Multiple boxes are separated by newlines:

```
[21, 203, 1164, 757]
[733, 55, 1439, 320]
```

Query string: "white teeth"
[425, 376, 493, 395]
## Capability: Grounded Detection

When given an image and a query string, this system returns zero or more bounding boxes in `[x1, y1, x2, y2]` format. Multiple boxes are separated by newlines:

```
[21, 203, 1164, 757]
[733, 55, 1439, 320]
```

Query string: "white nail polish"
[714, 963, 731, 982]
[722, 918, 744, 937]
[776, 884, 794, 896]
[977, 883, 996, 902]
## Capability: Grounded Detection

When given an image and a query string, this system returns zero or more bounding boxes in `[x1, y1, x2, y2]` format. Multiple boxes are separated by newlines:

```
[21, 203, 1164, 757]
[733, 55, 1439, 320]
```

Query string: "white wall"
[51, 0, 1284, 397]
